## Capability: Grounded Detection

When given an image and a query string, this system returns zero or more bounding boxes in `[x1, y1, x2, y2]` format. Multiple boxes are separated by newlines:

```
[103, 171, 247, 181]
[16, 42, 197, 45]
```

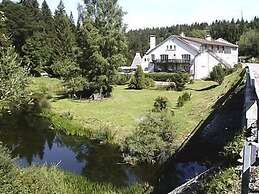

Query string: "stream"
[0, 118, 155, 187]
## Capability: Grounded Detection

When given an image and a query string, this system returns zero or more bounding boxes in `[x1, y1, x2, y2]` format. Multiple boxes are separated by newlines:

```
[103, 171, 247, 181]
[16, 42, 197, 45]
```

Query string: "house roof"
[177, 36, 238, 48]
[131, 52, 142, 68]
[146, 35, 238, 55]
[146, 35, 200, 55]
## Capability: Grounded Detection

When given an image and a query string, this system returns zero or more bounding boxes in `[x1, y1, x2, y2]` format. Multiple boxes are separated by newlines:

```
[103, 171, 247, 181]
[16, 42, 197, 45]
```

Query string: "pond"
[0, 116, 155, 187]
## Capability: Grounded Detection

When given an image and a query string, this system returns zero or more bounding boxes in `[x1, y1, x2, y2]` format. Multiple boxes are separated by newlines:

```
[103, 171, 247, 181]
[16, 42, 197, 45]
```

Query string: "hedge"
[146, 72, 190, 82]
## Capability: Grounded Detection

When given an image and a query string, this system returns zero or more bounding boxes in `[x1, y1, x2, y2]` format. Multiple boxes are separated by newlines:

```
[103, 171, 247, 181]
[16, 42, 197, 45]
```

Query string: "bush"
[153, 96, 169, 112]
[128, 66, 146, 89]
[146, 72, 189, 82]
[221, 133, 244, 163]
[113, 74, 131, 85]
[182, 92, 191, 101]
[123, 111, 176, 164]
[0, 144, 21, 193]
[198, 167, 240, 193]
[177, 92, 191, 107]
[128, 66, 155, 89]
[210, 65, 225, 85]
[144, 77, 155, 88]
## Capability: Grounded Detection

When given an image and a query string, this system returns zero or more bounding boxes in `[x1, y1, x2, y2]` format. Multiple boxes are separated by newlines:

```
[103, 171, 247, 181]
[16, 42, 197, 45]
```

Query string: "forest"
[127, 17, 259, 64]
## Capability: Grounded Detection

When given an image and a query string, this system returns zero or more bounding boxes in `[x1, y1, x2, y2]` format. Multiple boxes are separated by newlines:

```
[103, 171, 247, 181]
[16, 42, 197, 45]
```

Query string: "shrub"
[182, 92, 191, 101]
[153, 96, 169, 112]
[144, 77, 155, 88]
[221, 133, 244, 163]
[128, 66, 146, 89]
[198, 167, 240, 193]
[114, 74, 131, 85]
[146, 72, 189, 82]
[128, 66, 154, 89]
[177, 92, 191, 107]
[177, 96, 184, 107]
[0, 144, 21, 193]
[210, 65, 225, 85]
[123, 111, 176, 164]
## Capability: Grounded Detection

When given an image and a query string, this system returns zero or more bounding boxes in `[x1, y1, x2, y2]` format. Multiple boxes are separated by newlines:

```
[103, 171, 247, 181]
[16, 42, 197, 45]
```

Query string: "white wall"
[193, 52, 221, 79]
[141, 37, 198, 71]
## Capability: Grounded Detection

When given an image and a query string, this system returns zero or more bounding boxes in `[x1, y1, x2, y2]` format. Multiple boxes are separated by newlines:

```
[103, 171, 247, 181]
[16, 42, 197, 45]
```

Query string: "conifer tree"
[53, 0, 76, 60]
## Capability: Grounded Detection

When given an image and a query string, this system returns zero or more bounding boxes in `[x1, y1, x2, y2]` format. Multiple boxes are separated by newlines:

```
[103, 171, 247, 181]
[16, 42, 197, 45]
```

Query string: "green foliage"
[113, 74, 131, 85]
[0, 144, 21, 194]
[128, 65, 146, 89]
[177, 92, 191, 107]
[222, 133, 244, 163]
[198, 167, 240, 194]
[147, 72, 189, 91]
[52, 58, 86, 97]
[210, 65, 225, 85]
[239, 29, 259, 57]
[123, 111, 176, 164]
[153, 96, 169, 112]
[0, 145, 148, 193]
[0, 46, 29, 112]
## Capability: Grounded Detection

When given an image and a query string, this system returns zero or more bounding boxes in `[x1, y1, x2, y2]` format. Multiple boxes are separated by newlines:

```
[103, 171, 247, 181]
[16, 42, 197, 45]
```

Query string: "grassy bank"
[31, 69, 244, 146]
[0, 144, 147, 194]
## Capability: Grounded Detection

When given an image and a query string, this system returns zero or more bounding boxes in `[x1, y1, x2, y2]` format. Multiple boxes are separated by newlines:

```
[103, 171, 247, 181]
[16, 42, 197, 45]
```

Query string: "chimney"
[150, 35, 156, 50]
[205, 35, 212, 41]
[180, 32, 185, 37]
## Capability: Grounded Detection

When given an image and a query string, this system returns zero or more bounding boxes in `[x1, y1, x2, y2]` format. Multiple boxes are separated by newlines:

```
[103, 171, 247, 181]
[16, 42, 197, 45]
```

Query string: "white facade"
[140, 34, 239, 79]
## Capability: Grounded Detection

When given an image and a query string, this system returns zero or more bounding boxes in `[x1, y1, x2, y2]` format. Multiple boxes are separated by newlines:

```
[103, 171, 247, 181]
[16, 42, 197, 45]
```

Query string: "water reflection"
[0, 115, 155, 187]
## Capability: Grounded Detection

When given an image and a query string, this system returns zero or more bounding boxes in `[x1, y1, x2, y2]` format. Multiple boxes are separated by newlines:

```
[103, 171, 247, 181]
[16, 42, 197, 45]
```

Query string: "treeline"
[127, 18, 259, 63]
[0, 0, 127, 98]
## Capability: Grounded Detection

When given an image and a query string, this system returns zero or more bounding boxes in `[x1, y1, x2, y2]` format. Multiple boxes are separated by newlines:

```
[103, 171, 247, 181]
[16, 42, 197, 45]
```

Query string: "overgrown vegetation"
[128, 65, 154, 89]
[177, 92, 192, 107]
[122, 111, 176, 165]
[210, 65, 226, 85]
[153, 96, 169, 112]
[197, 167, 241, 194]
[0, 144, 147, 194]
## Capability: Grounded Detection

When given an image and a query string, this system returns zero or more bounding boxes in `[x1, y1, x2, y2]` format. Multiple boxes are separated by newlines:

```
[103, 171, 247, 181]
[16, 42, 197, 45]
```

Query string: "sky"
[7, 0, 259, 30]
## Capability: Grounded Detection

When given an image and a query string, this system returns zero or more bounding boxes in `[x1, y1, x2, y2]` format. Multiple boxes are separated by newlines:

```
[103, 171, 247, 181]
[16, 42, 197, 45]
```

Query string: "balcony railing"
[152, 59, 191, 64]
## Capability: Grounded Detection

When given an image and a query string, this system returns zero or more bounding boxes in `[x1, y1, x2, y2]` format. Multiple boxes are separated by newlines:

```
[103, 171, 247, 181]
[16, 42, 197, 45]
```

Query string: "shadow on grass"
[152, 70, 246, 194]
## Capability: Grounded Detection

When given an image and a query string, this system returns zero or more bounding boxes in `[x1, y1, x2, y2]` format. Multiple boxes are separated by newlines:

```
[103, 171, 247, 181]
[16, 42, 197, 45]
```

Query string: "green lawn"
[30, 70, 243, 143]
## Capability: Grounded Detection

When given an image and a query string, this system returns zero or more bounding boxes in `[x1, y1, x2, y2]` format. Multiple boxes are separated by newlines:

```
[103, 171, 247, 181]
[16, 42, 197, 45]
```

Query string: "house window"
[174, 45, 176, 50]
[144, 58, 147, 62]
[182, 54, 191, 61]
[161, 54, 168, 61]
[170, 45, 173, 50]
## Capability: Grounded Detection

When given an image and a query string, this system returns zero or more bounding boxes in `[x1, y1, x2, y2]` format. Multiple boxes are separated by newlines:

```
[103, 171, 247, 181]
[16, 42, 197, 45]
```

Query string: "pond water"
[0, 118, 155, 187]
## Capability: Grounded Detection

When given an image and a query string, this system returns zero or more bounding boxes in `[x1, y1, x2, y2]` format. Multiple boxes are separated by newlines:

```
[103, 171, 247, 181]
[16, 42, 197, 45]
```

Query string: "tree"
[53, 0, 77, 60]
[128, 65, 146, 89]
[52, 58, 86, 97]
[0, 46, 29, 112]
[239, 29, 259, 57]
[210, 65, 225, 85]
[22, 31, 53, 75]
[20, 0, 39, 9]
[77, 0, 127, 97]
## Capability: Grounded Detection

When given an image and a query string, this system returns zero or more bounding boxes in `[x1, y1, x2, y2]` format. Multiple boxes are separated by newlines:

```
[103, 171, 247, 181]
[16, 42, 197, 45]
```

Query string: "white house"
[140, 34, 239, 79]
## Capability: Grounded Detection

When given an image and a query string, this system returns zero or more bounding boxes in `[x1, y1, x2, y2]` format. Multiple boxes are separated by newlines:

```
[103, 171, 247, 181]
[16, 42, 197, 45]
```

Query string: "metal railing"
[152, 59, 191, 64]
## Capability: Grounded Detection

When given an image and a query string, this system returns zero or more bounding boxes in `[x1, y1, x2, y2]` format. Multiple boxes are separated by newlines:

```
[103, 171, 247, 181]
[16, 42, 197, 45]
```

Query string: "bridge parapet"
[242, 64, 259, 194]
